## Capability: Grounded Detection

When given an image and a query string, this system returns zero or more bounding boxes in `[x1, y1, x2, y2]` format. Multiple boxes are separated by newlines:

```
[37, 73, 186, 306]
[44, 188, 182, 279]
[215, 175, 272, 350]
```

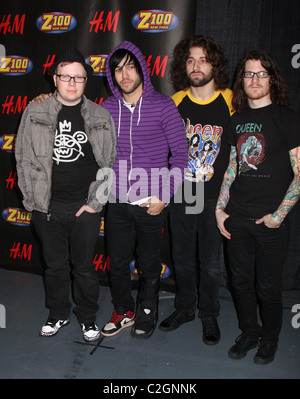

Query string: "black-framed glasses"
[242, 71, 269, 79]
[56, 74, 87, 83]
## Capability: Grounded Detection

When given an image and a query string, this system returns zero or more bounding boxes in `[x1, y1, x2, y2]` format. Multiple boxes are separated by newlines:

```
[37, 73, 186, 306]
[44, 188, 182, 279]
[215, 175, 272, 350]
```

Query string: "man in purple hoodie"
[100, 41, 187, 339]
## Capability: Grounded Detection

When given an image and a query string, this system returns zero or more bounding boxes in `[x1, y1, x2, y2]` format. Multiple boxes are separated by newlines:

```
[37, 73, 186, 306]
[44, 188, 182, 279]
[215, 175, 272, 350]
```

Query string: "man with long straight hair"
[216, 49, 300, 364]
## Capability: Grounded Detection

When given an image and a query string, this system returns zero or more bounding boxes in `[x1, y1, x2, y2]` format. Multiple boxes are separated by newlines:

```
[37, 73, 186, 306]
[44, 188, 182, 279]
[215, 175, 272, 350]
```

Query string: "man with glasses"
[25, 42, 187, 341]
[215, 49, 300, 364]
[15, 47, 116, 342]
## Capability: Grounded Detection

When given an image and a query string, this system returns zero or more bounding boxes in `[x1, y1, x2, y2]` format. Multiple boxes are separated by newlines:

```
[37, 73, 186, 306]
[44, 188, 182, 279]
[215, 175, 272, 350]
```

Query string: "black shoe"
[228, 334, 259, 359]
[202, 317, 220, 345]
[158, 310, 195, 331]
[254, 341, 278, 365]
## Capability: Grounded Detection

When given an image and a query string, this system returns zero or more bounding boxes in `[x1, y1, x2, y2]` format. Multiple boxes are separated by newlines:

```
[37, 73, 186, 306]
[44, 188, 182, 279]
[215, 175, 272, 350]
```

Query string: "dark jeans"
[170, 196, 223, 318]
[107, 202, 164, 314]
[34, 200, 101, 324]
[225, 214, 289, 343]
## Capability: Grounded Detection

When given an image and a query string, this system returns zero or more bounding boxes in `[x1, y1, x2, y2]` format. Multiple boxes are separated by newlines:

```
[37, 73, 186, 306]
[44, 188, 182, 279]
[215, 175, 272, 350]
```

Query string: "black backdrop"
[0, 0, 299, 291]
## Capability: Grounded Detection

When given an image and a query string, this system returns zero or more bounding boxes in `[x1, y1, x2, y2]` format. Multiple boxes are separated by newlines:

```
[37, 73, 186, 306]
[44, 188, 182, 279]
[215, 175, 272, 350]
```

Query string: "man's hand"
[75, 204, 96, 217]
[30, 93, 52, 103]
[140, 196, 165, 215]
[255, 214, 282, 228]
[215, 209, 231, 239]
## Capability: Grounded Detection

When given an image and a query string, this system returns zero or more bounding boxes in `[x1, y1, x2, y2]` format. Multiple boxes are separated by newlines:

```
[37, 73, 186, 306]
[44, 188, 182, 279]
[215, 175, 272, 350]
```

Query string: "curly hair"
[170, 35, 229, 91]
[232, 49, 289, 114]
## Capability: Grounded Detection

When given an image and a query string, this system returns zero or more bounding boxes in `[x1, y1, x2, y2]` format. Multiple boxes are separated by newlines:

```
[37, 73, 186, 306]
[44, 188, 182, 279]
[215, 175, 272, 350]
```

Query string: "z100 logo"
[0, 134, 16, 152]
[0, 56, 33, 75]
[36, 12, 77, 33]
[2, 208, 33, 226]
[99, 216, 105, 236]
[87, 55, 107, 76]
[132, 10, 178, 33]
[130, 260, 171, 279]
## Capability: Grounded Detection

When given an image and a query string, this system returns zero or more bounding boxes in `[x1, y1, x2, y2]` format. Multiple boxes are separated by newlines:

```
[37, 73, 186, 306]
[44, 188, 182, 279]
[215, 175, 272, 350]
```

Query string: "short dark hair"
[109, 49, 143, 87]
[232, 49, 289, 113]
[170, 35, 229, 91]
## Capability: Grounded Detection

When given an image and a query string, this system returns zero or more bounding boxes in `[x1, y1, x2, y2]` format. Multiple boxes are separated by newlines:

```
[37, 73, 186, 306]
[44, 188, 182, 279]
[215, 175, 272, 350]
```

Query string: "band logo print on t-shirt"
[236, 132, 266, 175]
[53, 120, 87, 165]
[185, 118, 223, 182]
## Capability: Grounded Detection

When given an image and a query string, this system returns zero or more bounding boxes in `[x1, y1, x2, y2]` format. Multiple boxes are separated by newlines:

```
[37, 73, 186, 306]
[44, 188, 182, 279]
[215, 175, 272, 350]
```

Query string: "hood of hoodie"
[106, 41, 154, 101]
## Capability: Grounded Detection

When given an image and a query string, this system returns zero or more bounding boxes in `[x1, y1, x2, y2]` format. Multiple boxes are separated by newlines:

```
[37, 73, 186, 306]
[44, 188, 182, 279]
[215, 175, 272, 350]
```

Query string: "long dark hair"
[170, 35, 229, 91]
[232, 49, 289, 113]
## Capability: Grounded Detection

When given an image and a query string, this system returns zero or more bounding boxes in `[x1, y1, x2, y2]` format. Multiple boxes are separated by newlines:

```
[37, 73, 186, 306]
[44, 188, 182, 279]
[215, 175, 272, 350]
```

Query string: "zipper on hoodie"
[126, 110, 134, 202]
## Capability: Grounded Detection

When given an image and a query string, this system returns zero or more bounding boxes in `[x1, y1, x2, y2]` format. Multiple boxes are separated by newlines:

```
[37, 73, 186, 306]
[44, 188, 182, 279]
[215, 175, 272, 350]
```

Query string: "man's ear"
[53, 74, 57, 88]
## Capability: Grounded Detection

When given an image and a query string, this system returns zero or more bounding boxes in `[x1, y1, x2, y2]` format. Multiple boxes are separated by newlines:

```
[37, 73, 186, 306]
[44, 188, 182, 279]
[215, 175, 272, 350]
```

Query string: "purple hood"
[102, 41, 188, 203]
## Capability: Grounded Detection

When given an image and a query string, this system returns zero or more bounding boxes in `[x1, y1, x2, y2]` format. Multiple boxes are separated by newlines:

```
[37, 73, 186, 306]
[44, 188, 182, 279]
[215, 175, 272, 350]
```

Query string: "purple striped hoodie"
[102, 41, 188, 204]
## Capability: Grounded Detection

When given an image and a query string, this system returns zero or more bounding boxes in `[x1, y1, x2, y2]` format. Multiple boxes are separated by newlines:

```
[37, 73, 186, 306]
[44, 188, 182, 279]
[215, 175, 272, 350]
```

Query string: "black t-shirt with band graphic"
[227, 104, 300, 219]
[172, 88, 234, 200]
[51, 101, 98, 202]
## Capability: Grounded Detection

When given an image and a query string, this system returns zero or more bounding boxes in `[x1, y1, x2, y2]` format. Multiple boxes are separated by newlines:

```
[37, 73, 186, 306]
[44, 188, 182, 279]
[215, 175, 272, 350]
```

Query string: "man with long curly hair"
[159, 36, 234, 346]
[215, 50, 300, 364]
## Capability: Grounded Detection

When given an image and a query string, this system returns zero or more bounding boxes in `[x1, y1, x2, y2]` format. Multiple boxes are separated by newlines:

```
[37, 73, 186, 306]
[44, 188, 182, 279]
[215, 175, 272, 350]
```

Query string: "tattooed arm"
[215, 146, 238, 239]
[256, 146, 300, 228]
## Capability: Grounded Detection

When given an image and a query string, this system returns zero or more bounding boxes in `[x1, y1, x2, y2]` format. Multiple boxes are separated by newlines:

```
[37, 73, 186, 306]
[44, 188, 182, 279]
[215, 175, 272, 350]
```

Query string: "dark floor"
[0, 267, 299, 382]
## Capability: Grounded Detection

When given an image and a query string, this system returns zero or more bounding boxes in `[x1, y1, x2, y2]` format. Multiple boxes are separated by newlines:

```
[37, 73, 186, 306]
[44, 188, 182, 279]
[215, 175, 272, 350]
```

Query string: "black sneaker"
[81, 322, 101, 342]
[228, 334, 258, 359]
[202, 317, 221, 345]
[158, 310, 195, 331]
[39, 317, 70, 337]
[254, 341, 278, 365]
[131, 307, 157, 339]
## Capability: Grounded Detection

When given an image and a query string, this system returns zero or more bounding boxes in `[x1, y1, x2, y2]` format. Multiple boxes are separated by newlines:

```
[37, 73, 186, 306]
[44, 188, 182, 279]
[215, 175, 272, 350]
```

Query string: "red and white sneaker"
[101, 310, 135, 337]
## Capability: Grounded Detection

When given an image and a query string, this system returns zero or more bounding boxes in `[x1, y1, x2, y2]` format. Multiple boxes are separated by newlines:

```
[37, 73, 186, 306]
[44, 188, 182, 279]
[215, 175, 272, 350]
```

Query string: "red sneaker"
[101, 310, 135, 337]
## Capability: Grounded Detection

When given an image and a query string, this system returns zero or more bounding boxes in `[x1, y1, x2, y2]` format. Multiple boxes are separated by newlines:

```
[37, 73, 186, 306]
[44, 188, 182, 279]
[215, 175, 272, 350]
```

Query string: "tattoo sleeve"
[216, 146, 238, 211]
[273, 146, 300, 221]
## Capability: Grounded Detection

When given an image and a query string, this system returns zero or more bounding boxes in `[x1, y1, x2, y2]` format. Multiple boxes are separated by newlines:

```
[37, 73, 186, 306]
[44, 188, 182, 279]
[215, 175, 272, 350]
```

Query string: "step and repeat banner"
[0, 0, 197, 291]
[1, 0, 299, 291]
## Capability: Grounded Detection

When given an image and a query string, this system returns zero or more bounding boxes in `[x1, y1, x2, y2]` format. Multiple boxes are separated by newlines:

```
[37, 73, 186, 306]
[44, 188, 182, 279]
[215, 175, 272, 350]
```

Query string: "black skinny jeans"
[225, 214, 289, 343]
[34, 200, 101, 324]
[106, 202, 164, 314]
